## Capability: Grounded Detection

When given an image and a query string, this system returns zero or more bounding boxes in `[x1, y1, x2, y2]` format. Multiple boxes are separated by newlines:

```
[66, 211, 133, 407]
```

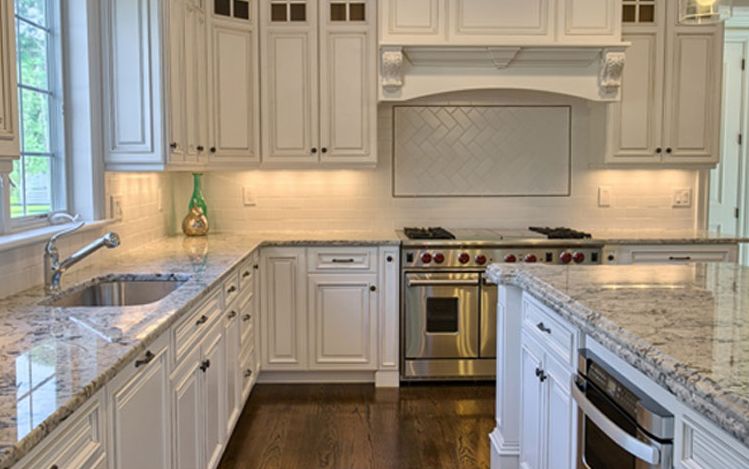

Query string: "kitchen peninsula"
[487, 262, 749, 469]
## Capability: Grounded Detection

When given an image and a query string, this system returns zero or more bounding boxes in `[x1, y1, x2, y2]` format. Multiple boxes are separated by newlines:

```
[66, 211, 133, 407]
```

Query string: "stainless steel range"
[400, 227, 603, 381]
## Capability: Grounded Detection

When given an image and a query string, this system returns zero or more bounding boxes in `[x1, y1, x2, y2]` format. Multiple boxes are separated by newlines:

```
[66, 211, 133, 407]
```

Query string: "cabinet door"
[108, 341, 171, 469]
[378, 247, 400, 371]
[663, 23, 723, 163]
[224, 310, 242, 434]
[606, 30, 665, 162]
[449, 0, 552, 43]
[261, 248, 308, 369]
[0, 0, 19, 157]
[203, 323, 227, 469]
[543, 354, 575, 469]
[519, 332, 545, 469]
[319, 0, 377, 164]
[261, 0, 319, 163]
[172, 349, 203, 469]
[168, 0, 186, 161]
[560, 0, 620, 41]
[308, 273, 377, 369]
[379, 0, 445, 44]
[184, 2, 209, 163]
[209, 20, 260, 164]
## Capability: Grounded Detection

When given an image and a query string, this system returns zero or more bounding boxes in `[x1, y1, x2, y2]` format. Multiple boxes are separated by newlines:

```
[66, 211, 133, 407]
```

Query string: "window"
[10, 0, 65, 224]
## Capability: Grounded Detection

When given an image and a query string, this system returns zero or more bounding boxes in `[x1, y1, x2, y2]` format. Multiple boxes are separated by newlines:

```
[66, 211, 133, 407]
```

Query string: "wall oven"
[573, 349, 674, 469]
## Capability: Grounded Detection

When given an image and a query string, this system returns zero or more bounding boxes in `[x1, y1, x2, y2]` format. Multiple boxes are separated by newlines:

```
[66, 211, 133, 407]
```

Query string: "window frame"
[9, 0, 66, 231]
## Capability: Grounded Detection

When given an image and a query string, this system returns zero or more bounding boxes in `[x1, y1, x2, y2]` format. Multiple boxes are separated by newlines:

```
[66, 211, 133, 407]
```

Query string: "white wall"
[174, 90, 700, 233]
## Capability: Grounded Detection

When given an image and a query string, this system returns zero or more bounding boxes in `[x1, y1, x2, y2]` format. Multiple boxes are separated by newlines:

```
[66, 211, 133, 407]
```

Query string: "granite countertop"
[591, 228, 749, 245]
[486, 262, 749, 446]
[0, 231, 399, 468]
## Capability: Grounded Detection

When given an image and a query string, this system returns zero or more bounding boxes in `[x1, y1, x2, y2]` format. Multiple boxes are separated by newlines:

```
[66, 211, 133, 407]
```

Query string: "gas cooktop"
[402, 226, 593, 241]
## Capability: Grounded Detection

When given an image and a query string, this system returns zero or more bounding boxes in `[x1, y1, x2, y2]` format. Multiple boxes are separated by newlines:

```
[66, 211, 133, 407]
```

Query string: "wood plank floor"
[219, 383, 495, 469]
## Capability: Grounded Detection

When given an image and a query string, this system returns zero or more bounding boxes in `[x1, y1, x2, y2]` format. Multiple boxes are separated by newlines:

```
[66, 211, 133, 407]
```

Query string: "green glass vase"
[182, 173, 209, 237]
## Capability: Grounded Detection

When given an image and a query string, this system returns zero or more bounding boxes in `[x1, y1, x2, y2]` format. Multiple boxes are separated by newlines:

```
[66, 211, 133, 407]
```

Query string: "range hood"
[379, 43, 628, 102]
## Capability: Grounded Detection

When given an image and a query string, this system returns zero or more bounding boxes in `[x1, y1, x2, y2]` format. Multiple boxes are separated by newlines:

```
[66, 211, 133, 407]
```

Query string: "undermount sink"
[47, 278, 187, 308]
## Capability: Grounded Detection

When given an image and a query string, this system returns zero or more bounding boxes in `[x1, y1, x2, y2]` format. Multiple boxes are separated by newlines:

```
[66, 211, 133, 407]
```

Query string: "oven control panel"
[402, 247, 603, 268]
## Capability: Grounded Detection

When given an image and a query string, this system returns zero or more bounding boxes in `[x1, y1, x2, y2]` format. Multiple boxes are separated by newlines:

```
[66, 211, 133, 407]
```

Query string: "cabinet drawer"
[522, 295, 576, 366]
[681, 416, 749, 468]
[239, 288, 255, 347]
[240, 344, 257, 399]
[238, 256, 257, 293]
[16, 392, 106, 469]
[174, 289, 222, 364]
[630, 248, 735, 263]
[307, 247, 377, 272]
[223, 270, 241, 305]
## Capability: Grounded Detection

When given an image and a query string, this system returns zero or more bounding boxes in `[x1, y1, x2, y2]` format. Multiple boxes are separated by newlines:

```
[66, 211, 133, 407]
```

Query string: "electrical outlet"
[242, 186, 256, 207]
[598, 186, 612, 208]
[672, 188, 692, 208]
[110, 195, 124, 221]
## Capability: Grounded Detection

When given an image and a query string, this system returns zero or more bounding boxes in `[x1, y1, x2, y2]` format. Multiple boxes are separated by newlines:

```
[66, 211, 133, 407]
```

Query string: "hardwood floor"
[219, 383, 495, 469]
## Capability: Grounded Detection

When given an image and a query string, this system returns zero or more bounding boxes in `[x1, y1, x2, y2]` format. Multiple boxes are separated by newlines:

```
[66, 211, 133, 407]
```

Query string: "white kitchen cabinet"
[107, 335, 171, 469]
[224, 306, 242, 434]
[606, 0, 723, 165]
[261, 247, 308, 369]
[448, 0, 553, 43]
[261, 0, 377, 165]
[203, 322, 227, 469]
[183, 0, 210, 164]
[376, 247, 400, 386]
[0, 0, 19, 159]
[172, 346, 203, 469]
[559, 0, 620, 40]
[380, 0, 446, 44]
[208, 0, 261, 166]
[308, 274, 378, 369]
[519, 330, 545, 469]
[602, 244, 739, 264]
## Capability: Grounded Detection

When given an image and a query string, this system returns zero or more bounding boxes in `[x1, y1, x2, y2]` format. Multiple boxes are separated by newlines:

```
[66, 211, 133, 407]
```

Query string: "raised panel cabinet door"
[224, 310, 242, 434]
[0, 0, 19, 157]
[203, 323, 227, 469]
[378, 247, 400, 370]
[543, 354, 575, 469]
[606, 31, 665, 163]
[168, 0, 187, 162]
[560, 0, 619, 40]
[308, 273, 378, 369]
[663, 27, 723, 163]
[449, 0, 552, 42]
[379, 0, 445, 44]
[209, 22, 260, 164]
[260, 0, 319, 163]
[519, 332, 545, 469]
[261, 248, 308, 370]
[108, 341, 171, 469]
[171, 347, 203, 469]
[319, 0, 377, 163]
[183, 3, 209, 163]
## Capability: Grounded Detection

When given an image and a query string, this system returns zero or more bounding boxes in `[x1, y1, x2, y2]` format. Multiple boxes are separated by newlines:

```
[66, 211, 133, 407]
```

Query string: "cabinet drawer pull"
[242, 271, 251, 278]
[242, 314, 251, 322]
[387, 256, 394, 262]
[196, 315, 209, 326]
[370, 285, 377, 292]
[210, 147, 216, 154]
[200, 359, 211, 372]
[50, 465, 59, 469]
[169, 142, 178, 150]
[668, 256, 692, 261]
[536, 322, 551, 334]
[535, 367, 547, 382]
[228, 310, 238, 319]
[244, 369, 253, 378]
[253, 264, 259, 270]
[227, 285, 238, 294]
[331, 258, 356, 264]
[135, 351, 155, 368]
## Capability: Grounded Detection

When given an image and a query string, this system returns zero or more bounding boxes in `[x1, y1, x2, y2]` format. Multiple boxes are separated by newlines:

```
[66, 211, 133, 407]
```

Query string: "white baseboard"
[489, 428, 520, 469]
[374, 370, 400, 388]
[257, 370, 376, 384]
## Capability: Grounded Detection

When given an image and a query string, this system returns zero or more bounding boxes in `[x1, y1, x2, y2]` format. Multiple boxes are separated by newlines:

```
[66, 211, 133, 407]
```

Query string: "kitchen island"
[487, 262, 749, 469]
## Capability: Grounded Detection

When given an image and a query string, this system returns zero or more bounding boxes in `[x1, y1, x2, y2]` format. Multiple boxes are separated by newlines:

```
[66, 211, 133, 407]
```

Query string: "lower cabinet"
[172, 345, 203, 469]
[602, 244, 739, 264]
[108, 334, 172, 469]
[519, 317, 576, 469]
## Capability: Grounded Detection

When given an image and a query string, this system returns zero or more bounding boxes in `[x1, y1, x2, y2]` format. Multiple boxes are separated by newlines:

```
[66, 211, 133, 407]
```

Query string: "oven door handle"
[407, 279, 480, 287]
[571, 377, 661, 465]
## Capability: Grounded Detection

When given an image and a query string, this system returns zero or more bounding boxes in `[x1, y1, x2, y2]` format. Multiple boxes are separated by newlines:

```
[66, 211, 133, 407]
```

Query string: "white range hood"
[379, 43, 628, 103]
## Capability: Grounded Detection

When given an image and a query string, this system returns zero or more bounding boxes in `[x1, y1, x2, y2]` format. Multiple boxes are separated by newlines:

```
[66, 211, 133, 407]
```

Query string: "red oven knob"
[559, 252, 573, 264]
[434, 253, 445, 264]
[421, 253, 433, 264]
[476, 255, 487, 266]
[573, 252, 586, 264]
[504, 254, 517, 263]
[524, 254, 538, 263]
[458, 253, 470, 264]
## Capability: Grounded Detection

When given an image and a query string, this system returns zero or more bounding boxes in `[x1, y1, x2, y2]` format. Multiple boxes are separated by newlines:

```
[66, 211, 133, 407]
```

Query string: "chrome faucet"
[44, 218, 121, 294]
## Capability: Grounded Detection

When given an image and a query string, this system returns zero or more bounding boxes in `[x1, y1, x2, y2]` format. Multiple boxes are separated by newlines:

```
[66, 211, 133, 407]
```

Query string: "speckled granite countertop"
[592, 228, 749, 245]
[486, 262, 749, 447]
[0, 231, 399, 468]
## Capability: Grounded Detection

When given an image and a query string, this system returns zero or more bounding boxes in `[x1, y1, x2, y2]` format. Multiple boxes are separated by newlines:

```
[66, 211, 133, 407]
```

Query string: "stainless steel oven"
[573, 350, 674, 469]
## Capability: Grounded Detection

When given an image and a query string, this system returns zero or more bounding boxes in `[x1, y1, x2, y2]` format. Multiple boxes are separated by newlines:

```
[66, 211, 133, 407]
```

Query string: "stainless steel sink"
[47, 279, 186, 307]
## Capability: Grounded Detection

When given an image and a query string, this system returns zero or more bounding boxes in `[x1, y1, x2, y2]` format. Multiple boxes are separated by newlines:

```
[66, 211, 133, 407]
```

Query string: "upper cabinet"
[261, 0, 377, 165]
[606, 0, 723, 165]
[0, 0, 20, 162]
[380, 0, 621, 45]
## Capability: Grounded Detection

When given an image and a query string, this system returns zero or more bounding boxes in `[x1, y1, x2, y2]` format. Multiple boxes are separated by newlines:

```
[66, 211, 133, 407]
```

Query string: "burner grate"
[529, 226, 592, 240]
[404, 227, 456, 240]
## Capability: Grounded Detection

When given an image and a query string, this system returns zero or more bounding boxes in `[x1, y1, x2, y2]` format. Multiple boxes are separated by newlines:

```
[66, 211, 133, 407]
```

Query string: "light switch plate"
[242, 186, 256, 207]
[598, 186, 612, 208]
[672, 188, 692, 208]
